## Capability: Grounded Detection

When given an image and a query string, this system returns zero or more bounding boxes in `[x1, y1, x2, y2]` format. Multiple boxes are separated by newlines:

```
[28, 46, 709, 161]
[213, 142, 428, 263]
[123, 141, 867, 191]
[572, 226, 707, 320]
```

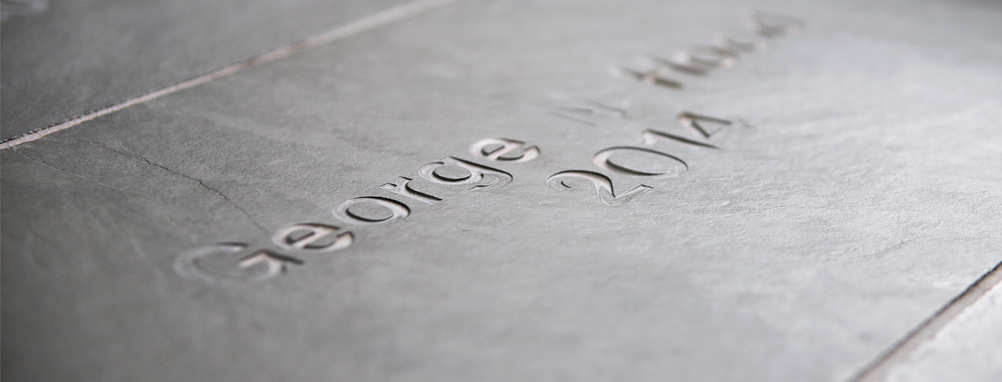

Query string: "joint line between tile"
[850, 259, 1002, 382]
[0, 0, 460, 150]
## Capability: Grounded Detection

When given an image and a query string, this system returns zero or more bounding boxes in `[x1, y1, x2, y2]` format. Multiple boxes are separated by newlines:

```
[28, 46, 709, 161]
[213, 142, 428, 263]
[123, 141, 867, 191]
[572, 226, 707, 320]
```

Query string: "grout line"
[850, 259, 1002, 382]
[0, 0, 459, 150]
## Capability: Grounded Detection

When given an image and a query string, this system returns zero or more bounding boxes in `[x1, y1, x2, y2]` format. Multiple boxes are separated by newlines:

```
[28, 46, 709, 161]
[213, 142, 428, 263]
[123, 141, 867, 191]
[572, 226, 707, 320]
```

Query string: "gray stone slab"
[3, 0, 1002, 381]
[1, 0, 412, 140]
[885, 281, 1002, 382]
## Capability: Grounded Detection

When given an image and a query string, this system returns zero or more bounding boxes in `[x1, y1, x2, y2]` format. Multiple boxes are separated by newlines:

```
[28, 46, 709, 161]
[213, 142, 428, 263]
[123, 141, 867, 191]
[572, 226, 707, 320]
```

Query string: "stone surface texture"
[2, 0, 1001, 381]
[1, 0, 411, 139]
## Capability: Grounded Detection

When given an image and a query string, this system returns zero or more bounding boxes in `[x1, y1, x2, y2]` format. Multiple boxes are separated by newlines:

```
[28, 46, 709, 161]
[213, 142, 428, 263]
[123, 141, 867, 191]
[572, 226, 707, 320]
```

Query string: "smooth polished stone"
[0, 0, 412, 140]
[2, 0, 1001, 381]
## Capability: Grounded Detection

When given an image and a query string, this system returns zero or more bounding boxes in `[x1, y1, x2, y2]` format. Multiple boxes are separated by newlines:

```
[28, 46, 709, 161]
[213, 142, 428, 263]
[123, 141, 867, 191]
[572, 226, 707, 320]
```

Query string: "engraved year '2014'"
[175, 11, 802, 283]
[547, 11, 799, 205]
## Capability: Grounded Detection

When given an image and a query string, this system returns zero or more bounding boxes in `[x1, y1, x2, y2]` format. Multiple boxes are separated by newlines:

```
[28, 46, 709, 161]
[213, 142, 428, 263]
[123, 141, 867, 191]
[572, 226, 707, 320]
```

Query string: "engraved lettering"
[678, 111, 733, 139]
[238, 250, 304, 279]
[546, 170, 653, 206]
[751, 11, 804, 38]
[418, 156, 513, 191]
[174, 243, 302, 283]
[272, 223, 354, 252]
[548, 97, 628, 126]
[714, 29, 767, 53]
[642, 129, 719, 149]
[174, 11, 801, 285]
[468, 138, 540, 163]
[610, 66, 683, 89]
[648, 55, 710, 77]
[675, 45, 739, 69]
[592, 146, 688, 178]
[333, 196, 411, 225]
[379, 176, 442, 204]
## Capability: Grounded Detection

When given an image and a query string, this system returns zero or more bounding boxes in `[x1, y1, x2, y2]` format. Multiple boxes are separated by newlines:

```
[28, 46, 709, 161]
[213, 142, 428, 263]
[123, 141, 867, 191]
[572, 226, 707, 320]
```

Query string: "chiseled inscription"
[612, 11, 801, 89]
[176, 11, 804, 284]
[468, 138, 541, 162]
[548, 98, 628, 127]
[418, 156, 513, 191]
[176, 138, 538, 283]
[546, 170, 652, 207]
[174, 243, 303, 284]
[272, 223, 354, 252]
[379, 177, 442, 204]
[333, 196, 412, 225]
[546, 11, 800, 206]
[592, 146, 688, 179]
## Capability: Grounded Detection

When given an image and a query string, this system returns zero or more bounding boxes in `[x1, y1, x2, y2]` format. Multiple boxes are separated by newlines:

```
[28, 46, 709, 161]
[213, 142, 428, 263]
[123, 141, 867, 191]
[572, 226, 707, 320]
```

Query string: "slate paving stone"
[1, 0, 412, 140]
[885, 281, 1002, 382]
[2, 0, 1001, 381]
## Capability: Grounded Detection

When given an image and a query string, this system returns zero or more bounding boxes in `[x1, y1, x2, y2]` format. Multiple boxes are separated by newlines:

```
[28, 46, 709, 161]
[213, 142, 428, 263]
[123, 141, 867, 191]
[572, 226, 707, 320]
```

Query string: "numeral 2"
[546, 170, 652, 206]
